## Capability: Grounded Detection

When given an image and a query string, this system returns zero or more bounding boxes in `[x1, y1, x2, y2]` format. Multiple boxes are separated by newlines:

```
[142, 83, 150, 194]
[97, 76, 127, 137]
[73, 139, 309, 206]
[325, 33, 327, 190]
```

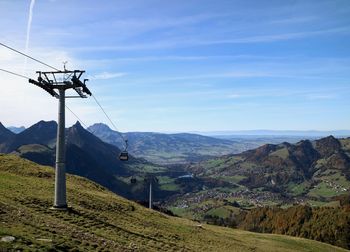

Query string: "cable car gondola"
[119, 139, 129, 161]
[119, 151, 129, 161]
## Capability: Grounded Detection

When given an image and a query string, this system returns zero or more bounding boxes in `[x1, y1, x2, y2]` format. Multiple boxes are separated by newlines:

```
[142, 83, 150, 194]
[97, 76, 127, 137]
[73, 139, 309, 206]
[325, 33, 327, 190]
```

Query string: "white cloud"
[227, 94, 243, 99]
[268, 16, 318, 25]
[196, 26, 350, 45]
[89, 72, 128, 80]
[133, 71, 274, 83]
[305, 94, 337, 100]
[70, 26, 350, 52]
[224, 88, 347, 101]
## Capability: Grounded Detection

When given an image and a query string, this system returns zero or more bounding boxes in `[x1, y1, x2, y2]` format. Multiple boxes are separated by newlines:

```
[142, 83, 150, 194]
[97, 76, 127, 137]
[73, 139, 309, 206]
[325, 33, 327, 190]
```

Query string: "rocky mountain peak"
[19, 120, 57, 138]
[72, 121, 83, 129]
[245, 144, 277, 162]
[88, 123, 113, 133]
[315, 135, 341, 157]
[33, 120, 57, 128]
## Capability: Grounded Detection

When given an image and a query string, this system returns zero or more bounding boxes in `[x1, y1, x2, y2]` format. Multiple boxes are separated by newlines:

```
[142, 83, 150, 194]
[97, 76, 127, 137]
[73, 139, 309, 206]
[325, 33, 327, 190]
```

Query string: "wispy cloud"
[305, 94, 337, 100]
[133, 71, 274, 83]
[24, 0, 36, 64]
[225, 88, 347, 101]
[72, 26, 350, 52]
[89, 72, 128, 80]
[268, 16, 318, 25]
[195, 26, 350, 45]
[227, 94, 244, 99]
[96, 54, 286, 63]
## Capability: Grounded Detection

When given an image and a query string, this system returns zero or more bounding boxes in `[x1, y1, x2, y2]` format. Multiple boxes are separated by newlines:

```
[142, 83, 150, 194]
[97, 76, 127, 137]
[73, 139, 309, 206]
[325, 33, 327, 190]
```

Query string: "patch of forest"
[204, 194, 350, 249]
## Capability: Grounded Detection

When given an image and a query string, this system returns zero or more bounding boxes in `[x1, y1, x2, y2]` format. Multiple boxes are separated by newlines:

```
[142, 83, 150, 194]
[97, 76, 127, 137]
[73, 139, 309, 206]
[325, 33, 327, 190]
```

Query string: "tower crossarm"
[29, 78, 59, 98]
[30, 70, 92, 98]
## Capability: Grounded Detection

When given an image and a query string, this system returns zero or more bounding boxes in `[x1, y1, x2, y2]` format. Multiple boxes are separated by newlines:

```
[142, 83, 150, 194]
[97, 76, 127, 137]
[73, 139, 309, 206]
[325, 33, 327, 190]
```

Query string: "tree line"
[204, 194, 350, 249]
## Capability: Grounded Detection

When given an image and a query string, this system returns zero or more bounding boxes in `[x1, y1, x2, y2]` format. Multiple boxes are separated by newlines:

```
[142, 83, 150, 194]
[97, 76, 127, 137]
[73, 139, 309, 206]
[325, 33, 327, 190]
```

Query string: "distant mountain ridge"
[0, 120, 57, 153]
[88, 123, 258, 164]
[190, 135, 350, 191]
[196, 130, 350, 137]
[7, 125, 26, 133]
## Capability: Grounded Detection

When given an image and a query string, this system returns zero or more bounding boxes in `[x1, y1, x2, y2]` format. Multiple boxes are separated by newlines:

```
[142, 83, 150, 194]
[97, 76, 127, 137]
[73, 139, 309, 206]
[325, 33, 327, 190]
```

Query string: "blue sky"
[0, 0, 350, 132]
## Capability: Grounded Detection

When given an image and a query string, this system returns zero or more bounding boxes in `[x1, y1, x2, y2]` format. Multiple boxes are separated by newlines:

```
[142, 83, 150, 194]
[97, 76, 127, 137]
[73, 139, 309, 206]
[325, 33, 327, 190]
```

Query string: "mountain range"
[0, 121, 164, 199]
[7, 122, 339, 166]
[197, 130, 350, 137]
[2, 120, 349, 218]
[1, 121, 248, 202]
[88, 123, 261, 164]
[167, 135, 350, 225]
[189, 135, 350, 193]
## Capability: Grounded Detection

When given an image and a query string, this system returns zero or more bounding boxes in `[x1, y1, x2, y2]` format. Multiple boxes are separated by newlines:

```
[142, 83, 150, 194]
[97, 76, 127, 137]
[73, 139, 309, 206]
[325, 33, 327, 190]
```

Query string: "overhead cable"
[0, 68, 31, 79]
[65, 105, 90, 129]
[0, 42, 60, 71]
[92, 94, 126, 144]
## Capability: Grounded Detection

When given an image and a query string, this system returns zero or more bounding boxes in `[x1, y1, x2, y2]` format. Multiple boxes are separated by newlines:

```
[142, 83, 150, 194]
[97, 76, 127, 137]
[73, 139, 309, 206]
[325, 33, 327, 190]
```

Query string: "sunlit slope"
[0, 154, 346, 251]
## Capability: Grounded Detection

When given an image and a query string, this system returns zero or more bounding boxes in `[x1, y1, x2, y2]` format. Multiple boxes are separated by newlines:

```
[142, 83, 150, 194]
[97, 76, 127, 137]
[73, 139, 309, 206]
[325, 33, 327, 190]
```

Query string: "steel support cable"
[91, 94, 127, 148]
[0, 42, 60, 71]
[0, 68, 31, 79]
[65, 105, 90, 129]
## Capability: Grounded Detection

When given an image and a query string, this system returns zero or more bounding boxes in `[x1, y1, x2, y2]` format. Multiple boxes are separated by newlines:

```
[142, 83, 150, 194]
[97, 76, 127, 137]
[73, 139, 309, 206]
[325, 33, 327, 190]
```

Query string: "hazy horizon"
[3, 120, 350, 137]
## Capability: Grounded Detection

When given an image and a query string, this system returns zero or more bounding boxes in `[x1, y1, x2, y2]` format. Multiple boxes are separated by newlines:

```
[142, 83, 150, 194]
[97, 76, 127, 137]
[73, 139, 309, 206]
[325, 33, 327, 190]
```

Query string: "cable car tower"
[29, 69, 91, 209]
[130, 174, 158, 209]
[145, 175, 158, 209]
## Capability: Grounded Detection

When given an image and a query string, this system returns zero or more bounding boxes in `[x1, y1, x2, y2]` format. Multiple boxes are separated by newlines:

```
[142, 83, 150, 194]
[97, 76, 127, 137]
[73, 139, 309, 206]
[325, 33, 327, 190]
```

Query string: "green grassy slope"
[0, 154, 346, 251]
